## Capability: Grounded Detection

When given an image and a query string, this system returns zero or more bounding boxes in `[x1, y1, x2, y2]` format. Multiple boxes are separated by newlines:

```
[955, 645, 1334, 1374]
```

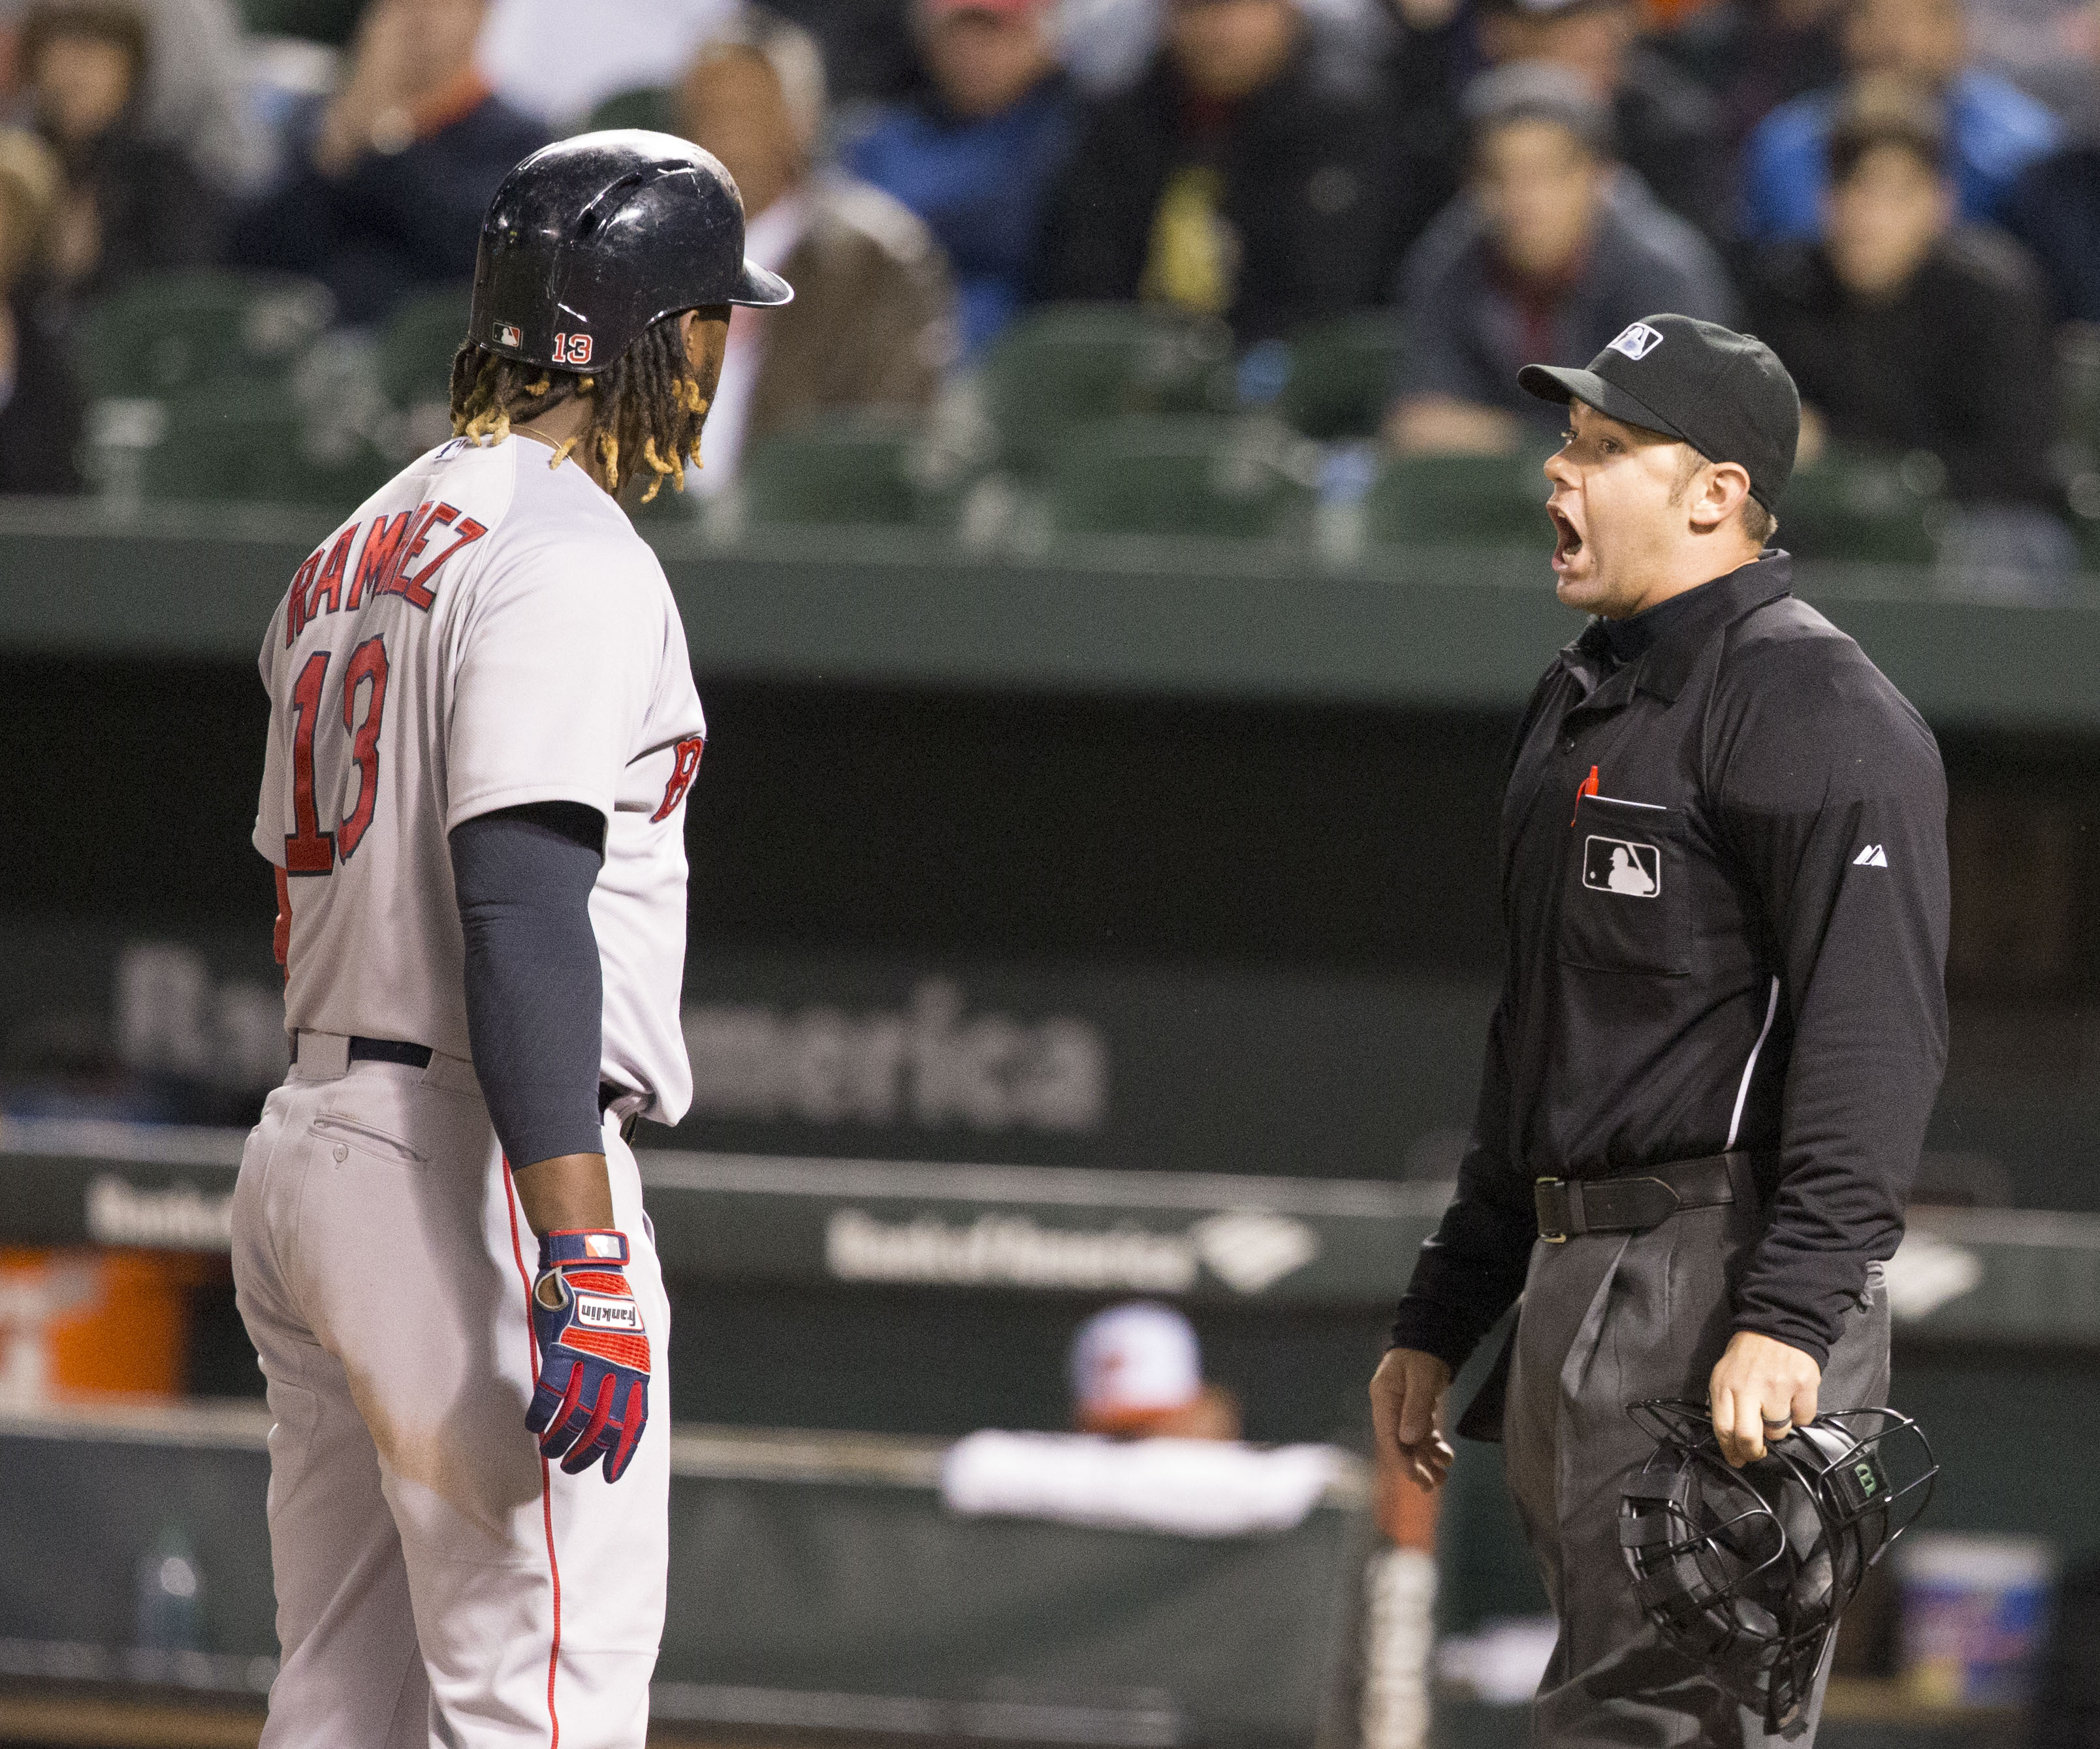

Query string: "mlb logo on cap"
[495, 322, 523, 348]
[1608, 323, 1664, 361]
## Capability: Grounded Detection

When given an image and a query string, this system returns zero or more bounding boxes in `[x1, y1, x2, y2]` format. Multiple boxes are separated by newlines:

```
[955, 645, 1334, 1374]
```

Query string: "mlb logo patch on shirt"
[495, 322, 523, 348]
[1608, 323, 1664, 361]
[1583, 835, 1661, 897]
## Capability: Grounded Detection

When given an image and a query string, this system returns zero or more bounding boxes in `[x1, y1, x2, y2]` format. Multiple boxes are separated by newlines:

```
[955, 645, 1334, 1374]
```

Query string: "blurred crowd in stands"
[0, 0, 2096, 582]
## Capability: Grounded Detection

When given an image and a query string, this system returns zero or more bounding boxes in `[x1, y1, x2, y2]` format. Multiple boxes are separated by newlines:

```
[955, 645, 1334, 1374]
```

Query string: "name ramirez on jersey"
[254, 435, 708, 1124]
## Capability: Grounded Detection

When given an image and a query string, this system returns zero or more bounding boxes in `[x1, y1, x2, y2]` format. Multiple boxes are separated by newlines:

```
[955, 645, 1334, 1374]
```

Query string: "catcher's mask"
[1619, 1399, 1937, 1737]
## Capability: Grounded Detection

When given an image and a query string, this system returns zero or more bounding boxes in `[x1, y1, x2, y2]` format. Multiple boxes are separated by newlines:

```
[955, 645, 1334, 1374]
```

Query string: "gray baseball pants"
[1501, 1167, 1891, 1747]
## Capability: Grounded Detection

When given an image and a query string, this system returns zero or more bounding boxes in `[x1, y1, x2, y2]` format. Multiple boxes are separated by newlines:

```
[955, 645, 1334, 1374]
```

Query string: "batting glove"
[526, 1229, 651, 1483]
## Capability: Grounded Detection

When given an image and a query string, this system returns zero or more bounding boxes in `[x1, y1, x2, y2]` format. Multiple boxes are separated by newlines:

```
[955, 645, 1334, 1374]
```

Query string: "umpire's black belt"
[1533, 1152, 1775, 1242]
[299, 1034, 635, 1118]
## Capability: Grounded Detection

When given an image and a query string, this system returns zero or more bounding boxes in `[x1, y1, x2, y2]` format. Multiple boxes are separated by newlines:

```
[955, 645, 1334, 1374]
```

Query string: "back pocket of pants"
[308, 1112, 426, 1166]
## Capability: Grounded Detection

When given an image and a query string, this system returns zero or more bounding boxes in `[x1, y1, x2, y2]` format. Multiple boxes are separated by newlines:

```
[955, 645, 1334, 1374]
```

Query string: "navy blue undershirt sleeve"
[449, 801, 607, 1168]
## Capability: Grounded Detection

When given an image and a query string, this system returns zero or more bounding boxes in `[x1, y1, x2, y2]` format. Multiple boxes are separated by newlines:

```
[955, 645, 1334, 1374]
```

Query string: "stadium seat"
[1363, 452, 1549, 548]
[2056, 326, 2100, 569]
[2061, 323, 2100, 458]
[587, 88, 677, 134]
[238, 0, 361, 42]
[84, 383, 391, 509]
[1778, 445, 1941, 565]
[737, 418, 931, 528]
[1045, 414, 1318, 540]
[378, 283, 473, 411]
[978, 304, 1236, 474]
[1279, 313, 1406, 441]
[71, 270, 334, 401]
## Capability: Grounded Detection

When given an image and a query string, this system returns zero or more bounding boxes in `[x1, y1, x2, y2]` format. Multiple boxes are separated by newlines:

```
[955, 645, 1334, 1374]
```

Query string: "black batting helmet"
[469, 130, 793, 375]
[1619, 1399, 1937, 1737]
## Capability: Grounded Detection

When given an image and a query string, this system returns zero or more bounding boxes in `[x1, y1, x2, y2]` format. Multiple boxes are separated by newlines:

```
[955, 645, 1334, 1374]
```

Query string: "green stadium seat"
[1280, 313, 1406, 441]
[1779, 445, 1941, 565]
[2060, 323, 2100, 457]
[72, 271, 334, 401]
[378, 283, 473, 410]
[1045, 414, 1318, 540]
[85, 383, 392, 510]
[978, 304, 1235, 474]
[587, 89, 677, 134]
[238, 0, 362, 42]
[1363, 451, 1548, 548]
[737, 419, 930, 528]
[2055, 326, 2100, 569]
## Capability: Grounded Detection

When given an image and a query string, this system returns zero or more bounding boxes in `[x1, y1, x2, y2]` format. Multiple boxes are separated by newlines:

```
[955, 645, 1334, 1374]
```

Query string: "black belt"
[347, 1036, 432, 1069]
[1534, 1152, 1773, 1242]
[303, 1035, 634, 1122]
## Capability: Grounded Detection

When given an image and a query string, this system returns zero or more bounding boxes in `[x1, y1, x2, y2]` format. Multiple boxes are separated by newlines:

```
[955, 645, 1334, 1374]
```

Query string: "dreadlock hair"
[448, 312, 714, 503]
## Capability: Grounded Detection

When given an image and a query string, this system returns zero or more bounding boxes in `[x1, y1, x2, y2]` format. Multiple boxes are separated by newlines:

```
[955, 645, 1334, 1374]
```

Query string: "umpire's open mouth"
[1548, 503, 1585, 572]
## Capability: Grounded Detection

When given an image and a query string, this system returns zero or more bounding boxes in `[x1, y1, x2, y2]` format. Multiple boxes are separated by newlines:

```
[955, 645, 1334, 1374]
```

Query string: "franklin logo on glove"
[575, 1295, 643, 1331]
[526, 1228, 652, 1482]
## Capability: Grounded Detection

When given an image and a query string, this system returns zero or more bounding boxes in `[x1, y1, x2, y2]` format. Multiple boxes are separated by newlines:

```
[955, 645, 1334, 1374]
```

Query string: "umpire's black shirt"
[1392, 552, 1949, 1370]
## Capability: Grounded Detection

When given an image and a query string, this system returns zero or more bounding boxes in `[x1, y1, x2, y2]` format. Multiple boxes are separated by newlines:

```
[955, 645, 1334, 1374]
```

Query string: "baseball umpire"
[1367, 315, 1950, 1746]
[236, 134, 788, 1746]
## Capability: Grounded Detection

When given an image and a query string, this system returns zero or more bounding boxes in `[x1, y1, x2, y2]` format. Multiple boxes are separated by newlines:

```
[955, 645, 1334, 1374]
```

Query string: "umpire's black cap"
[1518, 315, 1801, 511]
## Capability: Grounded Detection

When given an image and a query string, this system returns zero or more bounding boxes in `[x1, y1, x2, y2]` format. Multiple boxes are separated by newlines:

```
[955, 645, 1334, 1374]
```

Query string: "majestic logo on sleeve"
[1583, 835, 1661, 897]
[1608, 323, 1665, 361]
[1853, 844, 1890, 867]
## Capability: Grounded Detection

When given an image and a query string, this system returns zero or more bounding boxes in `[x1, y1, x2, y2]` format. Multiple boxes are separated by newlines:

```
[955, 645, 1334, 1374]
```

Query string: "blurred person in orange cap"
[1070, 1300, 1243, 1440]
[842, 0, 1076, 356]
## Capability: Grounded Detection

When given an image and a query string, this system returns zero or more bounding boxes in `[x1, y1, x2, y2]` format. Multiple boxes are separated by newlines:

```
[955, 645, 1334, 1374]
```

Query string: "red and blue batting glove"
[526, 1229, 651, 1483]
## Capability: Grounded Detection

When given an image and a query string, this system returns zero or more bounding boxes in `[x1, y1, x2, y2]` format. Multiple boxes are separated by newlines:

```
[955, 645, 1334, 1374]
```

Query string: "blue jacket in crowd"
[842, 75, 1076, 358]
[1739, 70, 2059, 243]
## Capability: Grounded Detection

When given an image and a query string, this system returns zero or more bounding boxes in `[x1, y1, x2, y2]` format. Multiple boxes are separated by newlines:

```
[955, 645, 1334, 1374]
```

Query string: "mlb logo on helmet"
[495, 322, 522, 348]
[1608, 322, 1665, 361]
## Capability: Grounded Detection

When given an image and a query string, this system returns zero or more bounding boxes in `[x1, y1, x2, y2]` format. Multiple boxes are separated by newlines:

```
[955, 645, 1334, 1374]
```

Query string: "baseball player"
[1369, 316, 1949, 1746]
[232, 133, 790, 1748]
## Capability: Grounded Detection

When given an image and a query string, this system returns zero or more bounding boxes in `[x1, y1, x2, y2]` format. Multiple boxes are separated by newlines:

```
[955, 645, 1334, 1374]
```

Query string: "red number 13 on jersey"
[285, 636, 391, 875]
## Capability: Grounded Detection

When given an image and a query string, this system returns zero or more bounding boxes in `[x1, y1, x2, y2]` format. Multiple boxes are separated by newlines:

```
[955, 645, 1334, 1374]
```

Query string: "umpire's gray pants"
[1502, 1171, 1891, 1748]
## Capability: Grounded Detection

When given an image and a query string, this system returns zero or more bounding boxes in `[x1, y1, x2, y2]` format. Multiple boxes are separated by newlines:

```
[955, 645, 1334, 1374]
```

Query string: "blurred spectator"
[475, 0, 731, 130]
[226, 0, 547, 325]
[675, 8, 955, 490]
[1689, 0, 1851, 145]
[121, 0, 265, 189]
[2001, 50, 2100, 323]
[1387, 63, 1735, 454]
[1028, 0, 1392, 343]
[1, 0, 265, 189]
[1747, 94, 2062, 511]
[1372, 0, 1475, 270]
[1739, 0, 2060, 242]
[0, 128, 81, 492]
[842, 0, 1075, 356]
[1467, 0, 1734, 242]
[19, 0, 217, 298]
[1070, 1301, 1242, 1440]
[767, 0, 924, 105]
